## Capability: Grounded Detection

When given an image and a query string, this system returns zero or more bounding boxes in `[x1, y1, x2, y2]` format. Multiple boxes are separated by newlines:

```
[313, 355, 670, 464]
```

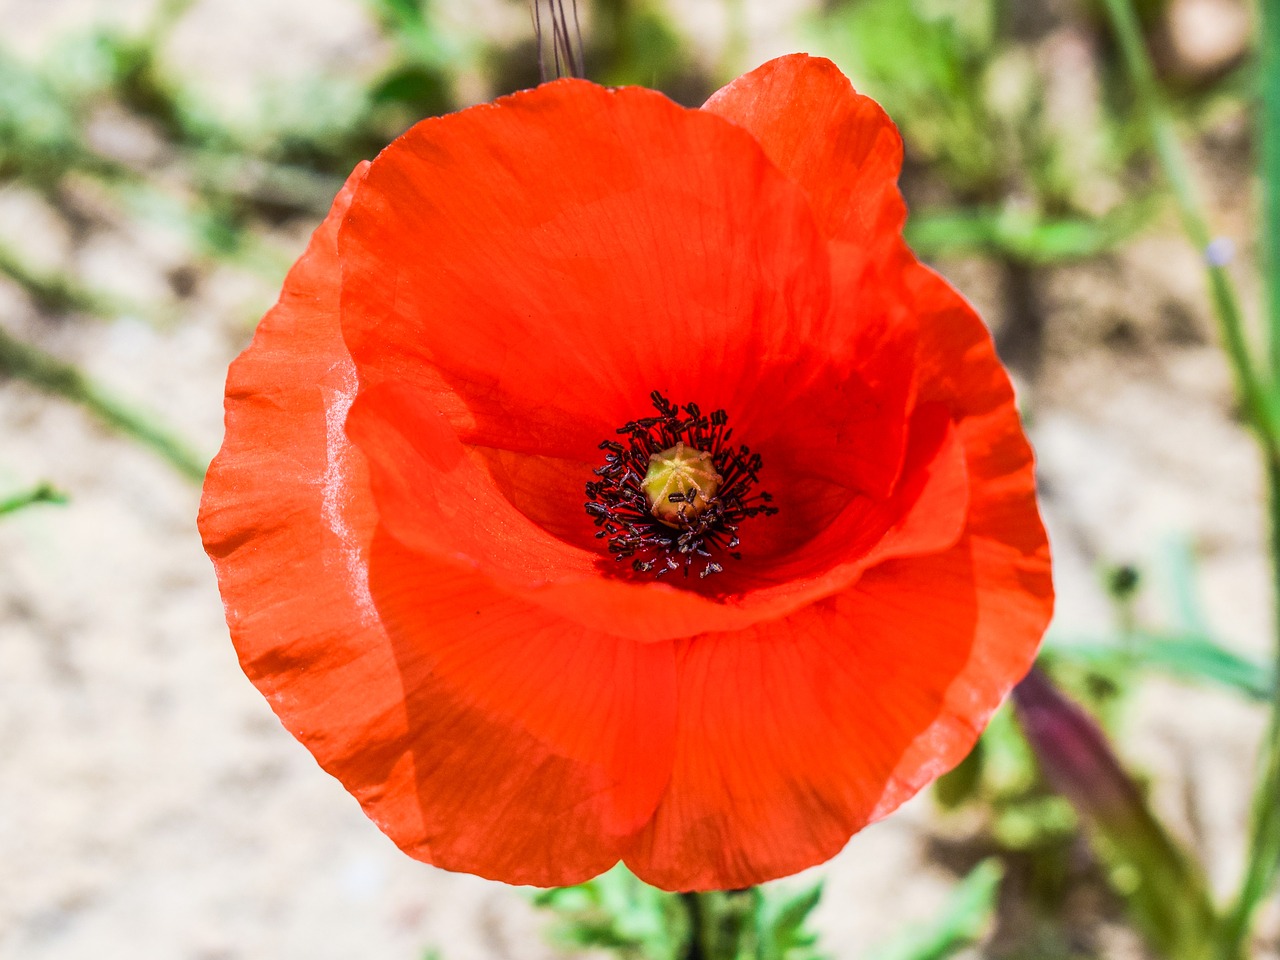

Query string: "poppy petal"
[869, 268, 1054, 818]
[703, 54, 905, 245]
[624, 541, 980, 891]
[704, 54, 916, 497]
[338, 79, 836, 466]
[365, 530, 677, 885]
[199, 165, 676, 887]
[198, 162, 430, 849]
[707, 55, 1051, 822]
[625, 334, 1044, 891]
[343, 380, 598, 581]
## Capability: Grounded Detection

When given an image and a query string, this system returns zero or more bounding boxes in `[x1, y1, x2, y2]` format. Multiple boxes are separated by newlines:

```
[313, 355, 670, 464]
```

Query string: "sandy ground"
[0, 0, 1277, 958]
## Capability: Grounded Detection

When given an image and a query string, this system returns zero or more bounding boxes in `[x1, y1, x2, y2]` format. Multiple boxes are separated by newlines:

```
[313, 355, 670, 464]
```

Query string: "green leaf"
[1137, 635, 1272, 701]
[906, 203, 1150, 265]
[534, 864, 688, 959]
[0, 48, 114, 188]
[0, 241, 132, 318]
[592, 1, 690, 93]
[1048, 632, 1272, 703]
[365, 0, 459, 72]
[1157, 535, 1211, 633]
[370, 65, 448, 108]
[933, 734, 985, 809]
[1224, 716, 1280, 953]
[0, 482, 67, 517]
[756, 880, 828, 960]
[865, 859, 1003, 960]
[369, 0, 425, 28]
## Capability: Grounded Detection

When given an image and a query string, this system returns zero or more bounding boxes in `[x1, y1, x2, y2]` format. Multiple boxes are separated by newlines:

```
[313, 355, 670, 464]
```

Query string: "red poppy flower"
[198, 54, 1053, 891]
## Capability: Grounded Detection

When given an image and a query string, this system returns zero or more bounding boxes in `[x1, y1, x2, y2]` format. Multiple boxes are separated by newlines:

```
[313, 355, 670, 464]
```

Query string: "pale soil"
[0, 1, 1276, 958]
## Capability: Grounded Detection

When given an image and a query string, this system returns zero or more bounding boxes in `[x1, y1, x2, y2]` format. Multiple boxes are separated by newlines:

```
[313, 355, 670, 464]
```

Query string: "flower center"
[584, 391, 777, 580]
[642, 442, 722, 527]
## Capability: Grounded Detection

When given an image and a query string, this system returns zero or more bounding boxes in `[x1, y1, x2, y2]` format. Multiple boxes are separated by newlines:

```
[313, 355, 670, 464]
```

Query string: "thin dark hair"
[532, 0, 585, 81]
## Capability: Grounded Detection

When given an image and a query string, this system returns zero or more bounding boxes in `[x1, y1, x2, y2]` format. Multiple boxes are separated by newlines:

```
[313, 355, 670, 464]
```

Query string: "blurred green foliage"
[536, 865, 692, 959]
[1014, 669, 1220, 960]
[933, 536, 1273, 960]
[534, 865, 830, 960]
[534, 859, 1001, 960]
[864, 860, 1004, 960]
[0, 47, 114, 187]
[1050, 539, 1274, 703]
[587, 0, 700, 98]
[812, 0, 1159, 264]
[821, 0, 1012, 198]
[0, 481, 67, 517]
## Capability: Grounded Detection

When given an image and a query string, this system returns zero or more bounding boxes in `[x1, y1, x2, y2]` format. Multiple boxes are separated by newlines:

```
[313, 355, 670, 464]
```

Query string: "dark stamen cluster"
[585, 391, 777, 579]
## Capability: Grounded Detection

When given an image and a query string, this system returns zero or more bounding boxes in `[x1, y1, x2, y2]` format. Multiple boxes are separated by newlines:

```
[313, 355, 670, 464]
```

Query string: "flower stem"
[0, 324, 207, 483]
[681, 893, 708, 960]
[1216, 450, 1280, 959]
[1264, 0, 1280, 375]
[681, 889, 758, 960]
[1099, 0, 1278, 462]
[1221, 0, 1280, 950]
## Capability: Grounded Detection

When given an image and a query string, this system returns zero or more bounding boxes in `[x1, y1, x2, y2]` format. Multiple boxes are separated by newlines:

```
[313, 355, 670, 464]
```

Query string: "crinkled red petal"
[869, 266, 1054, 819]
[338, 79, 836, 464]
[624, 539, 981, 890]
[198, 165, 419, 840]
[366, 529, 677, 885]
[200, 166, 675, 887]
[704, 54, 918, 498]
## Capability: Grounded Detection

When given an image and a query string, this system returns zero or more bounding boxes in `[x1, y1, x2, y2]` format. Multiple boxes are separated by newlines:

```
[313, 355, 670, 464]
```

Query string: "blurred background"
[0, 0, 1275, 957]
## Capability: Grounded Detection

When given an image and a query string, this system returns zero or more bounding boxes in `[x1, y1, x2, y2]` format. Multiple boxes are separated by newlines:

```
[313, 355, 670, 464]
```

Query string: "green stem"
[681, 890, 757, 960]
[1263, 0, 1280, 375]
[1217, 460, 1280, 956]
[0, 482, 67, 516]
[0, 325, 207, 483]
[1100, 0, 1278, 462]
[681, 893, 708, 960]
[1221, 0, 1280, 948]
